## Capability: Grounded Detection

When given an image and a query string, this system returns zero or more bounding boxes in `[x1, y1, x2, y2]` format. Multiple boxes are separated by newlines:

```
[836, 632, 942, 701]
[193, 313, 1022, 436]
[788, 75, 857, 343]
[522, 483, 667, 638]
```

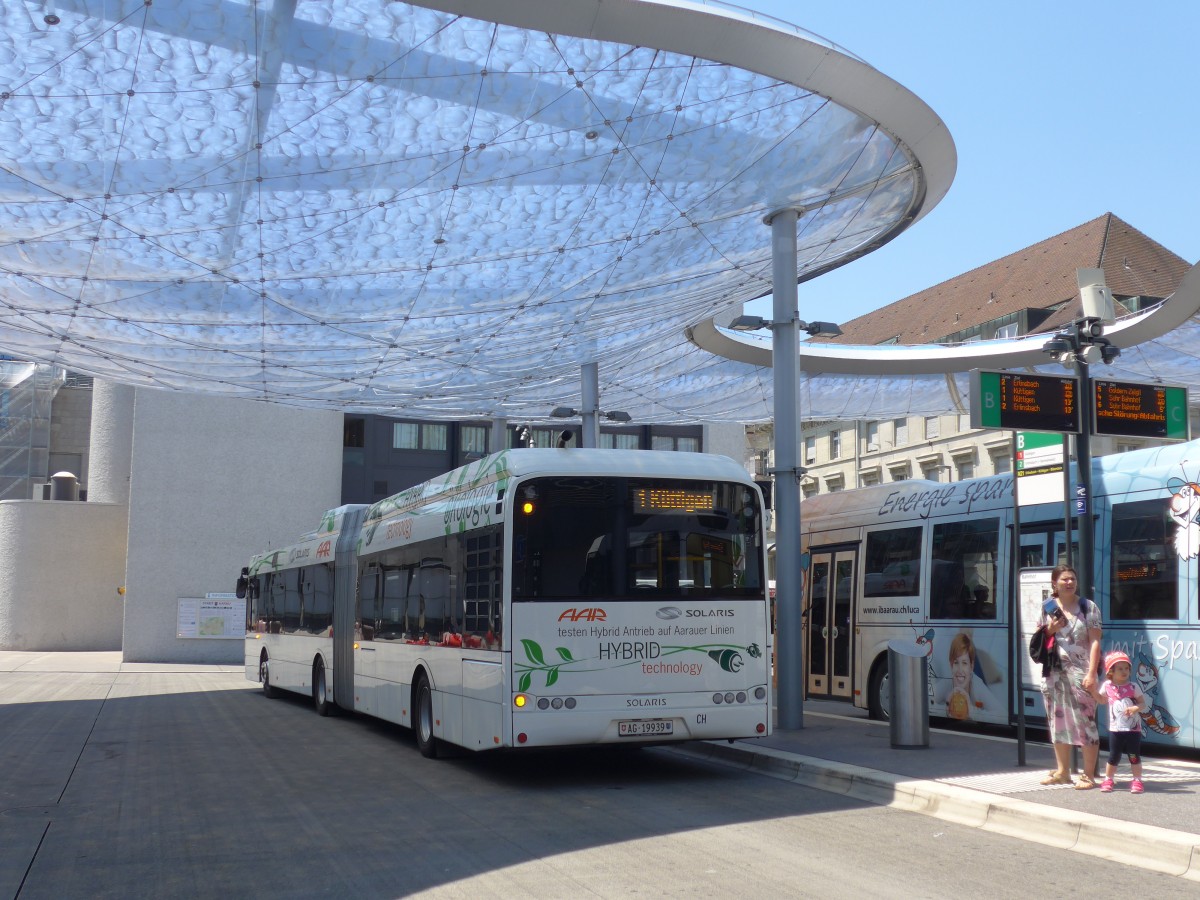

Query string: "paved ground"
[3, 651, 1199, 895]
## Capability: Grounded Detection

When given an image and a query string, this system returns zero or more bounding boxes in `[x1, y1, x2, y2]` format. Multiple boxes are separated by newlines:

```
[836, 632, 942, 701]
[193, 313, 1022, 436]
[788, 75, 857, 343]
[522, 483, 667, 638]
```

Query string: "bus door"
[805, 548, 856, 700]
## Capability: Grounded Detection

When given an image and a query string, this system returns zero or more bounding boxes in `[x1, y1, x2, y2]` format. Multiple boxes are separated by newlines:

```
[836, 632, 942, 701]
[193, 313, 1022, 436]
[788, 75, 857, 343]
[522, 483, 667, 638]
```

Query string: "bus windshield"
[511, 476, 763, 600]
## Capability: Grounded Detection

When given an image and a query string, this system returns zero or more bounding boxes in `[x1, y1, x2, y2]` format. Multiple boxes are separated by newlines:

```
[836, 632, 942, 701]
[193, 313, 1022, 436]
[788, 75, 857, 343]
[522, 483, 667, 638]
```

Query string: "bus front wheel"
[414, 672, 439, 758]
[313, 659, 333, 716]
[260, 653, 278, 699]
[867, 657, 890, 721]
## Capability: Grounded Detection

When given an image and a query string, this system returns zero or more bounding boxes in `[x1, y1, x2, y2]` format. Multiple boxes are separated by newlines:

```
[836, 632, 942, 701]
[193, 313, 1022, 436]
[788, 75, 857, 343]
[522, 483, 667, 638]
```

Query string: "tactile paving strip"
[939, 762, 1200, 795]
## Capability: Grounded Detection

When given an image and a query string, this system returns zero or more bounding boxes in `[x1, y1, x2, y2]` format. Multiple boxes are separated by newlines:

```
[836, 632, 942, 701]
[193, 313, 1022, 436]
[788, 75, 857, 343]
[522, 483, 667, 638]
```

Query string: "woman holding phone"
[1039, 564, 1103, 788]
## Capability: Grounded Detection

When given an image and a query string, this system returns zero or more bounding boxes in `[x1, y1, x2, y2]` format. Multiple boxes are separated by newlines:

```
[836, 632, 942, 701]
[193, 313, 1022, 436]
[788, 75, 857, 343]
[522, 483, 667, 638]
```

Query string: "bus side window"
[358, 567, 379, 641]
[930, 518, 999, 620]
[1110, 499, 1178, 620]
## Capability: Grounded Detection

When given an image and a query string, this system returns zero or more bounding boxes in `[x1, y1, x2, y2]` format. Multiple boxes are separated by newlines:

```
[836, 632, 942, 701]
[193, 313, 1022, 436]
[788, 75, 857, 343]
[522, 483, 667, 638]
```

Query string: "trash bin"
[887, 640, 929, 748]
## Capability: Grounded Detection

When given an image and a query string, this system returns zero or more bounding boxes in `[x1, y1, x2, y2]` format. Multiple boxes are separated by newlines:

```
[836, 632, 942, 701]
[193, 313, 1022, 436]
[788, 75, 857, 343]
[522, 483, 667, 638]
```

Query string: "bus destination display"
[970, 370, 1080, 434]
[1093, 380, 1190, 441]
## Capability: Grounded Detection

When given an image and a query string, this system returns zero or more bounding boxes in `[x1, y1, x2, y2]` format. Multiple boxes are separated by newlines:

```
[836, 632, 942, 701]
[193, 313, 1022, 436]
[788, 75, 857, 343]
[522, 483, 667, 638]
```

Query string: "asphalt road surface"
[1, 669, 1193, 899]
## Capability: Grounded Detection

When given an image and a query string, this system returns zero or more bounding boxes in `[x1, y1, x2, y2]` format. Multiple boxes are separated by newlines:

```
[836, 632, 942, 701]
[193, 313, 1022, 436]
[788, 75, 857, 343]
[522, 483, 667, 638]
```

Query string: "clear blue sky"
[740, 0, 1200, 325]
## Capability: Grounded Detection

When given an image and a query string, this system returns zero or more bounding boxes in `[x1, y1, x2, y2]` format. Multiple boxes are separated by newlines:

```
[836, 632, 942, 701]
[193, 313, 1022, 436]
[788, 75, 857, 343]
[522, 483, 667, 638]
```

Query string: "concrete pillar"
[88, 380, 135, 505]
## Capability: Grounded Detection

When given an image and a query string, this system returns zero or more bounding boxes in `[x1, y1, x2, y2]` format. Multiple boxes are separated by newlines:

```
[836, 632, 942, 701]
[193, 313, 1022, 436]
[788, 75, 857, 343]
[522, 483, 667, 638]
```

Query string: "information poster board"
[177, 596, 246, 639]
[1014, 431, 1065, 506]
[1017, 567, 1054, 689]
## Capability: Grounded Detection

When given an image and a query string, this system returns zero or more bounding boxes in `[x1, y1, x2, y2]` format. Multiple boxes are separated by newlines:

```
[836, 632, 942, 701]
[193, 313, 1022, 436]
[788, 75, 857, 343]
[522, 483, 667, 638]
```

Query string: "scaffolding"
[0, 360, 65, 501]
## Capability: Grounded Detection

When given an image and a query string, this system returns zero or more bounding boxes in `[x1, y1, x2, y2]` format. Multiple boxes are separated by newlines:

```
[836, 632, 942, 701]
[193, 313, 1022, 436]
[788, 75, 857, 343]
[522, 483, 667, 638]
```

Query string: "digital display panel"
[970, 370, 1080, 434]
[631, 487, 714, 514]
[1093, 380, 1190, 441]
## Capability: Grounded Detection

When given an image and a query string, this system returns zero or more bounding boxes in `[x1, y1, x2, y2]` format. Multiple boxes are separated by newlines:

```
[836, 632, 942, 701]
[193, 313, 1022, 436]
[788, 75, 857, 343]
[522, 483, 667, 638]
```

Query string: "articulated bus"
[797, 438, 1200, 750]
[239, 448, 771, 756]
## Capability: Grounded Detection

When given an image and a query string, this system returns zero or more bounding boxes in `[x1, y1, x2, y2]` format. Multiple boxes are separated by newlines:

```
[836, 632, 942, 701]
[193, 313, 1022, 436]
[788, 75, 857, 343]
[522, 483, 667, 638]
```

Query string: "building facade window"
[830, 430, 841, 459]
[461, 425, 488, 455]
[991, 452, 1011, 475]
[956, 459, 975, 480]
[605, 433, 641, 449]
[804, 436, 817, 463]
[865, 421, 879, 451]
[860, 470, 879, 487]
[995, 321, 1019, 339]
[921, 463, 942, 482]
[893, 418, 908, 446]
[393, 421, 448, 451]
[651, 434, 699, 451]
[924, 416, 939, 440]
[958, 413, 972, 432]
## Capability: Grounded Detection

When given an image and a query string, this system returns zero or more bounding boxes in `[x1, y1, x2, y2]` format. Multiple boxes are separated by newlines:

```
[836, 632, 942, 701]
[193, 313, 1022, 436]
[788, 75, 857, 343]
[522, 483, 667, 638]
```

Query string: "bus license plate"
[618, 719, 673, 737]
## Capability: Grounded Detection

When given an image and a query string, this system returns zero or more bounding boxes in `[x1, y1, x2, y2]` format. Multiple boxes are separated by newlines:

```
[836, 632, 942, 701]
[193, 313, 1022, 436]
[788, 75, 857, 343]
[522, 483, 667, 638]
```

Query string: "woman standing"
[1039, 564, 1103, 788]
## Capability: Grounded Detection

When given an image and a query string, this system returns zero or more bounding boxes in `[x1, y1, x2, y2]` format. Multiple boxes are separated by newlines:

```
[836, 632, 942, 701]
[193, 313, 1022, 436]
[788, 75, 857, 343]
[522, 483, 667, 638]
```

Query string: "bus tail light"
[756, 723, 766, 734]
[517, 732, 528, 744]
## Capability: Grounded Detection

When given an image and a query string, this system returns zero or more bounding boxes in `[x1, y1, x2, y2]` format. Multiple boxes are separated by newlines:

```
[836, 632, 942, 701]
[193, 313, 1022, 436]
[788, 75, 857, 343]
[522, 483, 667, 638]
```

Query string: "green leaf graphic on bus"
[517, 640, 577, 688]
[521, 639, 546, 666]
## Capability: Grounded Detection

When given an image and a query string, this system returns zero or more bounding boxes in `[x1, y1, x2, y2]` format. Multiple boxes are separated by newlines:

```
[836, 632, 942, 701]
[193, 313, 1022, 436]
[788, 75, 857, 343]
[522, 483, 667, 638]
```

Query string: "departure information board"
[1093, 380, 1190, 441]
[970, 370, 1080, 434]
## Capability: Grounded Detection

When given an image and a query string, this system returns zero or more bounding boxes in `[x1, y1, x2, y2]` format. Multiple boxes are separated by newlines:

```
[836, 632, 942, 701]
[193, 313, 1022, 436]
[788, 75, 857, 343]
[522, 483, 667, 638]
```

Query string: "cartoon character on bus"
[1134, 652, 1180, 737]
[1167, 477, 1200, 561]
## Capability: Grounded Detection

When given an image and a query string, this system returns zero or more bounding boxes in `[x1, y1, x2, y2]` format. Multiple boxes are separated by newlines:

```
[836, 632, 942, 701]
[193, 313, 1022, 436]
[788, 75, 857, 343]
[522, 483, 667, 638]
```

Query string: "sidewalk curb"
[676, 740, 1200, 881]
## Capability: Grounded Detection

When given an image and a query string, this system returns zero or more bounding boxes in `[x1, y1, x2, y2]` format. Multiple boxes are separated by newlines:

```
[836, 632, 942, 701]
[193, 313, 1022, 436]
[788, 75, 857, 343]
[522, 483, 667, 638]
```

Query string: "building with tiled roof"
[824, 213, 1189, 347]
[750, 214, 1197, 503]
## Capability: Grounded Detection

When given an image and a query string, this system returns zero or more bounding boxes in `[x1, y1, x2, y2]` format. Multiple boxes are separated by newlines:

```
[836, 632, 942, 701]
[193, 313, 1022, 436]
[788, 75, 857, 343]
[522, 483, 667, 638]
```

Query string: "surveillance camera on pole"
[1077, 268, 1115, 325]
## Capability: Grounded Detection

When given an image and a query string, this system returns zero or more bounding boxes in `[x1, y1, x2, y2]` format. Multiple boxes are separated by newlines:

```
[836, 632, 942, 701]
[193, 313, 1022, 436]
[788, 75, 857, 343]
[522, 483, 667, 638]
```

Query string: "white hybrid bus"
[239, 448, 771, 756]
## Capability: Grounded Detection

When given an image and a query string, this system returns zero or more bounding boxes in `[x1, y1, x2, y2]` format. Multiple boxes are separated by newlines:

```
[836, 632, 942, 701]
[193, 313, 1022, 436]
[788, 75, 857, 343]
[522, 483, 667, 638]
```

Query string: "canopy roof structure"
[0, 0, 955, 422]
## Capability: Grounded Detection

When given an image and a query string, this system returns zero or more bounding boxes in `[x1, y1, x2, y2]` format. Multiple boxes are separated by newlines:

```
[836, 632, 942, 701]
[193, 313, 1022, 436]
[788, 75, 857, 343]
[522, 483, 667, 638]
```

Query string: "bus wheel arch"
[413, 669, 440, 758]
[259, 650, 277, 699]
[312, 655, 333, 716]
[867, 654, 890, 721]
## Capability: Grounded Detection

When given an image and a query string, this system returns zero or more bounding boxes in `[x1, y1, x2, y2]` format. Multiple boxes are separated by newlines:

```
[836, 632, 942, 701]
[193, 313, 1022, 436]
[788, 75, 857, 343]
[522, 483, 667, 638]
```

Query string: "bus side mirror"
[236, 568, 249, 600]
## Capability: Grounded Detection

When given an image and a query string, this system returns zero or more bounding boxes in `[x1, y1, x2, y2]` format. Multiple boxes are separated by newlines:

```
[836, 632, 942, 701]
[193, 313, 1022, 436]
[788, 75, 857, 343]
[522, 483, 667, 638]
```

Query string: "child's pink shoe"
[1130, 779, 1144, 794]
[1099, 777, 1114, 793]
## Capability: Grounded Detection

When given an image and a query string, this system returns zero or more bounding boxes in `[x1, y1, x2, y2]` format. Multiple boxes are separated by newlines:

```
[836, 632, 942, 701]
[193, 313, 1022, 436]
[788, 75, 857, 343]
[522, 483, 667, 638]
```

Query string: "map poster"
[1017, 567, 1054, 687]
[177, 597, 246, 639]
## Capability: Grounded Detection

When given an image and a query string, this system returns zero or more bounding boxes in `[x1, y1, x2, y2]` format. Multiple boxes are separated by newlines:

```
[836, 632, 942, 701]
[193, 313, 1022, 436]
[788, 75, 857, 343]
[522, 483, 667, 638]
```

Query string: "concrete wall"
[703, 422, 750, 468]
[48, 384, 93, 492]
[0, 500, 126, 650]
[121, 390, 342, 663]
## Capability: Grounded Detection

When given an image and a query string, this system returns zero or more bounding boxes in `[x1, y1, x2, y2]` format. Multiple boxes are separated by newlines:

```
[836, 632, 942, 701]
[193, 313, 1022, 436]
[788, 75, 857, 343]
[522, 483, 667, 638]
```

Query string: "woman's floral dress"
[1039, 600, 1101, 746]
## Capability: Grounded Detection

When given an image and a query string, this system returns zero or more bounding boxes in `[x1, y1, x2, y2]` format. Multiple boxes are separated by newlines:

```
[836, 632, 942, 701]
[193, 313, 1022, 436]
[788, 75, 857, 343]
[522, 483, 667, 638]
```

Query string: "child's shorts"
[1107, 730, 1142, 766]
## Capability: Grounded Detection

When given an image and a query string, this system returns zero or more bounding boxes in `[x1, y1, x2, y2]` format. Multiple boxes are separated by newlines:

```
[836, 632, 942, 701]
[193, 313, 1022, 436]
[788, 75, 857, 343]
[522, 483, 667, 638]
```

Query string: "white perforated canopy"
[0, 0, 955, 422]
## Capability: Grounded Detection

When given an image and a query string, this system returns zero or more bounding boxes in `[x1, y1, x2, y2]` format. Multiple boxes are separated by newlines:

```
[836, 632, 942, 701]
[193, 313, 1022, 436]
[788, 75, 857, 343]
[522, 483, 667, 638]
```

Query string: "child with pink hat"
[1093, 650, 1148, 793]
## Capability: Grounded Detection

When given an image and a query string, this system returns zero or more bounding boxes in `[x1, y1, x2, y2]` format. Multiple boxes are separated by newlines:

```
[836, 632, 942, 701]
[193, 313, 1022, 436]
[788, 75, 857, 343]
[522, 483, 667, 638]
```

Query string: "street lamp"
[728, 315, 843, 338]
[1039, 307, 1121, 601]
[550, 406, 631, 422]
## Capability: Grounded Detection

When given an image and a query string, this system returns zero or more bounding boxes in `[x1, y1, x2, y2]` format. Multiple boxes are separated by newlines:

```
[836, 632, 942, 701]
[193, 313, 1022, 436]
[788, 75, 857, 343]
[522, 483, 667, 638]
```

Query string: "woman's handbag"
[1028, 625, 1061, 672]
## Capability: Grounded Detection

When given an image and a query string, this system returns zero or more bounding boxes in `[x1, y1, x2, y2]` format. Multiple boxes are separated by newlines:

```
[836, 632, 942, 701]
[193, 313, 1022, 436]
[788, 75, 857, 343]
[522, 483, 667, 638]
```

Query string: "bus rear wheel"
[414, 672, 439, 758]
[313, 659, 333, 716]
[868, 657, 890, 721]
[260, 653, 277, 699]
